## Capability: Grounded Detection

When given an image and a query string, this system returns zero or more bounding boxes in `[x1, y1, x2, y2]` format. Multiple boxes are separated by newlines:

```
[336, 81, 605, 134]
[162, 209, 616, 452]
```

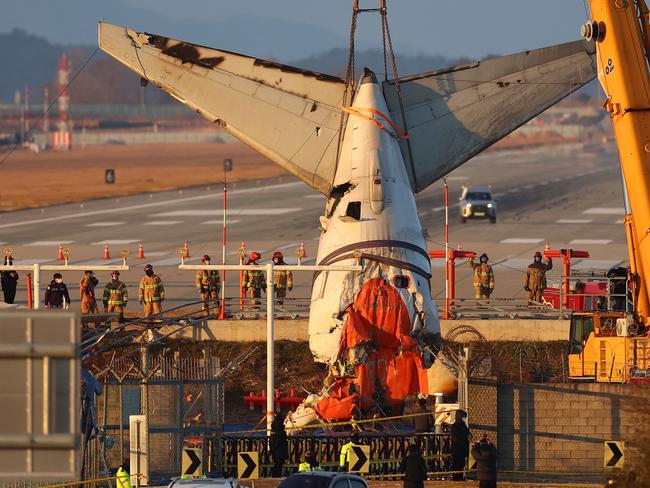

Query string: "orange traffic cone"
[56, 244, 64, 261]
[137, 242, 145, 259]
[183, 241, 190, 259]
[103, 244, 111, 260]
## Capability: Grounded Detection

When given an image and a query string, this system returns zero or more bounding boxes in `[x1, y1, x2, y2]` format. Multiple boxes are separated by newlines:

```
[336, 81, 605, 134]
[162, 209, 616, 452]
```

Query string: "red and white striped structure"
[53, 53, 71, 150]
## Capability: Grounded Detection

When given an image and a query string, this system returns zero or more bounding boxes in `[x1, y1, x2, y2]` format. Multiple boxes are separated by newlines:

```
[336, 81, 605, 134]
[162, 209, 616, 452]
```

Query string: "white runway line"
[304, 194, 325, 199]
[91, 239, 140, 245]
[446, 176, 469, 181]
[85, 222, 125, 227]
[75, 258, 125, 266]
[144, 221, 184, 226]
[500, 238, 544, 244]
[201, 220, 241, 225]
[152, 208, 301, 217]
[614, 219, 624, 224]
[141, 251, 170, 257]
[569, 239, 612, 245]
[0, 181, 304, 230]
[582, 207, 625, 215]
[147, 256, 201, 266]
[556, 219, 593, 224]
[523, 184, 534, 189]
[25, 240, 74, 246]
[13, 258, 53, 265]
[572, 259, 623, 270]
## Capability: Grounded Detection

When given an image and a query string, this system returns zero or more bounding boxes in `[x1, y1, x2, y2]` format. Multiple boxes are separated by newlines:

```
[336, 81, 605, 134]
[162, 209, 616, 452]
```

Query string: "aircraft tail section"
[98, 22, 346, 195]
[383, 40, 597, 192]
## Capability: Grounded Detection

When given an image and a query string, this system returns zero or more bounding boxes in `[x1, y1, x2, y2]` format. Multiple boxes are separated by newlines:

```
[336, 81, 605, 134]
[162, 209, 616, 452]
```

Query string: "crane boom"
[585, 0, 650, 325]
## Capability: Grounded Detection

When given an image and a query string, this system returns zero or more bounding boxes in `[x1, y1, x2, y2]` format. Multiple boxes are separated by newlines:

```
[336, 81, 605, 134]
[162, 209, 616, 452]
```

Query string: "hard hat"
[53, 273, 62, 279]
[479, 253, 488, 263]
[85, 270, 93, 274]
[250, 251, 261, 261]
[112, 270, 120, 277]
[534, 251, 542, 259]
[144, 264, 153, 272]
[202, 254, 211, 262]
[273, 251, 283, 260]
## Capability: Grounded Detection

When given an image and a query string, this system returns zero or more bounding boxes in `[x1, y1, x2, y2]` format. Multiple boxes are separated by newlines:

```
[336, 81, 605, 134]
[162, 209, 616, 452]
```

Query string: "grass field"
[0, 142, 286, 211]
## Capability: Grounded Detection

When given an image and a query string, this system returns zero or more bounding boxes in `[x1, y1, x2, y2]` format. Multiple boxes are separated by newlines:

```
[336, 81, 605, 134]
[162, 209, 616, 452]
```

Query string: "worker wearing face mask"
[44, 273, 71, 309]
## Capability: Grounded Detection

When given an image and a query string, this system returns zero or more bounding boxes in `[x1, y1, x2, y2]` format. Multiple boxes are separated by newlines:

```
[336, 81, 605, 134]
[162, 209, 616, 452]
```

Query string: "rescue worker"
[471, 434, 498, 488]
[103, 270, 128, 318]
[80, 270, 99, 314]
[243, 251, 265, 311]
[298, 450, 322, 472]
[468, 253, 495, 299]
[450, 410, 472, 481]
[196, 254, 221, 315]
[269, 412, 288, 477]
[272, 251, 293, 306]
[138, 264, 164, 318]
[400, 444, 428, 488]
[1, 255, 19, 304]
[44, 273, 71, 309]
[524, 251, 552, 302]
[413, 397, 433, 434]
[339, 432, 360, 471]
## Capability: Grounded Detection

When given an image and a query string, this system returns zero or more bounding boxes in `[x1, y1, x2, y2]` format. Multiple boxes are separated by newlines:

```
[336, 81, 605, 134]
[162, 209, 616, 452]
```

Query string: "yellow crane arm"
[586, 0, 650, 324]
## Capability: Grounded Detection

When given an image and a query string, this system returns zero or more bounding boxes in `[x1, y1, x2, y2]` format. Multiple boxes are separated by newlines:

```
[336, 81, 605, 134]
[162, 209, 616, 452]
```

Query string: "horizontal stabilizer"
[98, 22, 346, 195]
[382, 40, 597, 192]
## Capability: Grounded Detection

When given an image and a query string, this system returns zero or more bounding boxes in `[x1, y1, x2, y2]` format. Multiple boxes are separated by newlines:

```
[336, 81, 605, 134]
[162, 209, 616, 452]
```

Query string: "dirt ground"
[0, 142, 286, 211]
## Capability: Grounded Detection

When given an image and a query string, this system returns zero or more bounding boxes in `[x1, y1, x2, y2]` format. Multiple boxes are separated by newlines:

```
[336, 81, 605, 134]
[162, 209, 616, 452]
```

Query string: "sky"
[3, 0, 591, 60]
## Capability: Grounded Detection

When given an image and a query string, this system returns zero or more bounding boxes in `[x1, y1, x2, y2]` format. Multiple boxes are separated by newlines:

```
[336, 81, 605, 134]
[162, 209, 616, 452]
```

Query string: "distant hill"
[0, 29, 597, 105]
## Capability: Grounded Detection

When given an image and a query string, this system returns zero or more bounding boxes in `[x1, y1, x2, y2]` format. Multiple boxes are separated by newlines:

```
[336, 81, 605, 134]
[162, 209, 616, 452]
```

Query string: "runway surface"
[0, 141, 627, 311]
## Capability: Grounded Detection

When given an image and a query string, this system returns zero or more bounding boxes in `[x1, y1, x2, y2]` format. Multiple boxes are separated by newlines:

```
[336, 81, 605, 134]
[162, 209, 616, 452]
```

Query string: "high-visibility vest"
[339, 442, 356, 467]
[273, 269, 293, 289]
[138, 275, 164, 302]
[116, 467, 132, 488]
[103, 280, 128, 306]
[299, 461, 323, 472]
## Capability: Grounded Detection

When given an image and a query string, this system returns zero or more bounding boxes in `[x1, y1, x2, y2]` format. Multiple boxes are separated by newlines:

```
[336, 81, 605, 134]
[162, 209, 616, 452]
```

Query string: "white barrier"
[0, 264, 130, 309]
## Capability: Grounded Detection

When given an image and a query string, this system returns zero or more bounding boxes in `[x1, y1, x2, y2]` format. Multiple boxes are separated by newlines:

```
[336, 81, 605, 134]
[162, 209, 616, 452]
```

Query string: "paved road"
[0, 142, 627, 311]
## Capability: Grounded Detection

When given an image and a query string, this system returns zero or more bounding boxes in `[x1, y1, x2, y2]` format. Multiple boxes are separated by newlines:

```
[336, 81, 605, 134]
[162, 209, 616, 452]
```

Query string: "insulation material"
[316, 278, 429, 420]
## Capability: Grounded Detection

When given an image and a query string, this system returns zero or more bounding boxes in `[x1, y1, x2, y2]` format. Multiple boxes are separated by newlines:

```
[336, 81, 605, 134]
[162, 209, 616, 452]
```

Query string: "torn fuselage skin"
[304, 70, 442, 423]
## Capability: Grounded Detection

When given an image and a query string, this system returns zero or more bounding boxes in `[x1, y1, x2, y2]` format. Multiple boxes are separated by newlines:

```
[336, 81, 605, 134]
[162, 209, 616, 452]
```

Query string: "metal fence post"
[266, 262, 275, 436]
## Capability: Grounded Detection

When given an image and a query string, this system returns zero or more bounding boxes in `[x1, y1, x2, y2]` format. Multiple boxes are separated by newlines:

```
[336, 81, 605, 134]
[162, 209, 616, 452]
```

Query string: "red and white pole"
[444, 179, 450, 318]
[220, 164, 227, 319]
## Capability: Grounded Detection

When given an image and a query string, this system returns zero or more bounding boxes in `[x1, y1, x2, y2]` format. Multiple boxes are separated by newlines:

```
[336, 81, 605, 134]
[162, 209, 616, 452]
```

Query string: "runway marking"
[614, 219, 624, 224]
[582, 207, 625, 215]
[74, 258, 125, 266]
[507, 188, 520, 193]
[572, 259, 623, 270]
[144, 221, 183, 226]
[500, 238, 544, 244]
[552, 178, 561, 183]
[446, 176, 469, 181]
[493, 258, 531, 270]
[0, 181, 304, 230]
[152, 208, 301, 217]
[556, 219, 593, 224]
[523, 184, 534, 189]
[147, 256, 201, 266]
[143, 251, 169, 257]
[91, 239, 140, 245]
[304, 194, 325, 199]
[25, 240, 74, 246]
[13, 258, 52, 265]
[201, 220, 241, 225]
[569, 239, 612, 245]
[540, 181, 549, 185]
[85, 222, 125, 227]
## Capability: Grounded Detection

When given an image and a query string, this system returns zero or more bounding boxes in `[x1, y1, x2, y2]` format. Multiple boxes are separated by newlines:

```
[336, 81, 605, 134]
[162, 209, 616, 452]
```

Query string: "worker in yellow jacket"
[138, 264, 164, 317]
[103, 270, 128, 319]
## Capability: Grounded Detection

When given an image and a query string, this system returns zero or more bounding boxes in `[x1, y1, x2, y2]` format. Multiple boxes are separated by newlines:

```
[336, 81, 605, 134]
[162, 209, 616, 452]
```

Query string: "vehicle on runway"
[458, 185, 497, 224]
[97, 2, 596, 424]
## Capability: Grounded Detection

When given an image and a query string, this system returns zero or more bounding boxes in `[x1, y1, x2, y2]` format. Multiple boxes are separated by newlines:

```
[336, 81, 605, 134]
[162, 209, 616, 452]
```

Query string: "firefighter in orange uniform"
[196, 254, 221, 315]
[138, 264, 164, 317]
[524, 251, 553, 302]
[468, 253, 494, 299]
[243, 251, 265, 310]
[80, 270, 99, 313]
[272, 251, 293, 306]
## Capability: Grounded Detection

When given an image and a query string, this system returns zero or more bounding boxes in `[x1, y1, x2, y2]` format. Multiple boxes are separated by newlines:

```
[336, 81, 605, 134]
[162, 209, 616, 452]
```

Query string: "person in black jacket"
[471, 434, 497, 488]
[1, 255, 19, 304]
[400, 444, 427, 488]
[450, 410, 472, 480]
[44, 273, 71, 309]
[269, 411, 288, 477]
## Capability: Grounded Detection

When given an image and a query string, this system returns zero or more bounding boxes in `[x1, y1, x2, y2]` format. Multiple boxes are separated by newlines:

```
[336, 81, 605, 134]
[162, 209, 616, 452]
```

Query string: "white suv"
[459, 185, 497, 224]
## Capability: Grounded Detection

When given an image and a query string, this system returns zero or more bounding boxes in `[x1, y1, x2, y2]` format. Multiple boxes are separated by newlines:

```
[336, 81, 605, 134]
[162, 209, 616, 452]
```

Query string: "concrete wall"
[179, 318, 570, 342]
[466, 380, 648, 474]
